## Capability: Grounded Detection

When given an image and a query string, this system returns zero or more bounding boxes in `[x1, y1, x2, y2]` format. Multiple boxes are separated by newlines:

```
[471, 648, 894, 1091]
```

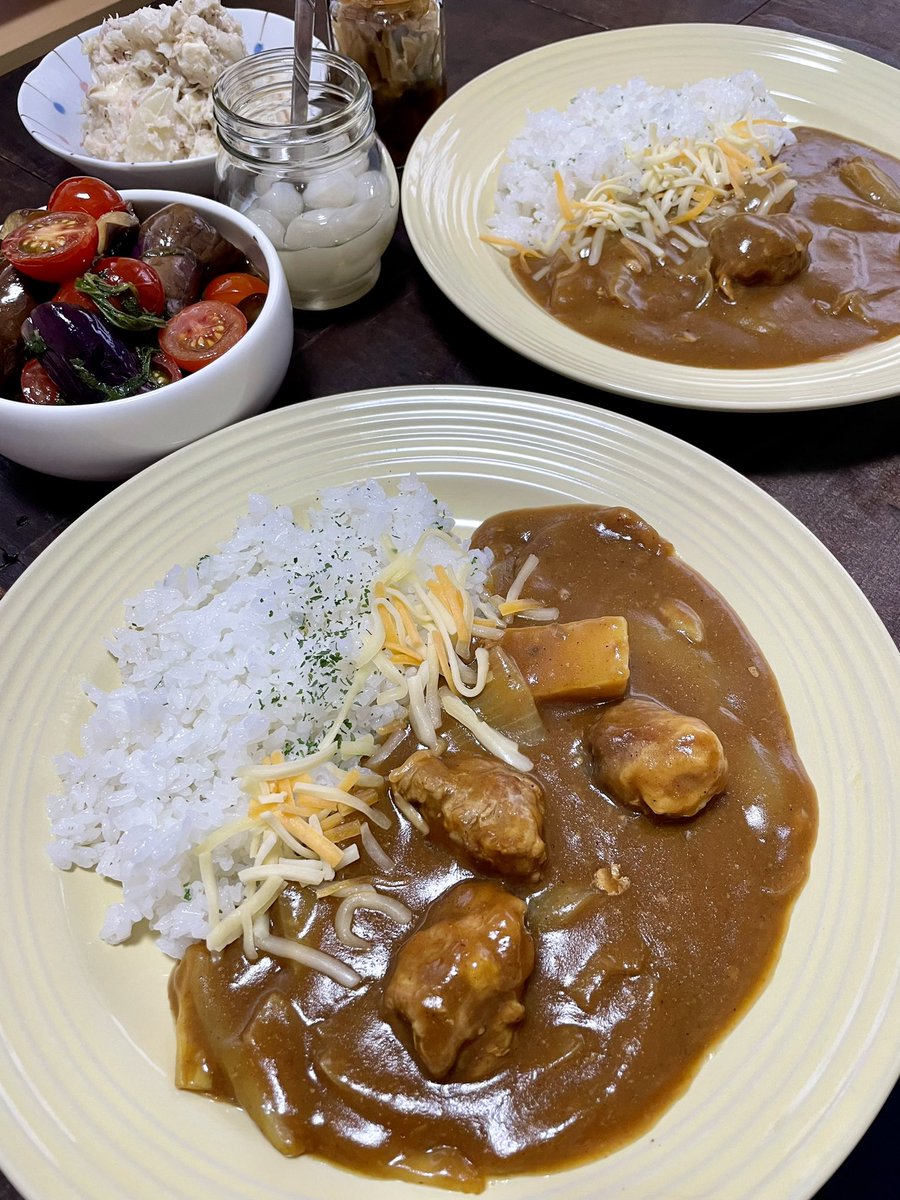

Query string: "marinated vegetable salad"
[0, 176, 268, 405]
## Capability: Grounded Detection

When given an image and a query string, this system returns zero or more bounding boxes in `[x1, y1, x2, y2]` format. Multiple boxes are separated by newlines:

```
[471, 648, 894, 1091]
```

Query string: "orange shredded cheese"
[479, 233, 541, 258]
[325, 821, 363, 844]
[716, 138, 755, 169]
[670, 186, 716, 225]
[554, 170, 575, 221]
[281, 815, 345, 868]
[498, 597, 548, 618]
[433, 565, 467, 633]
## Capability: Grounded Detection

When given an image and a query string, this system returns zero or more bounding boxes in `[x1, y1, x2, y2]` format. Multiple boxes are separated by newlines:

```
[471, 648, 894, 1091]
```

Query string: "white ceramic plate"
[401, 25, 900, 410]
[16, 9, 300, 194]
[1, 386, 899, 1200]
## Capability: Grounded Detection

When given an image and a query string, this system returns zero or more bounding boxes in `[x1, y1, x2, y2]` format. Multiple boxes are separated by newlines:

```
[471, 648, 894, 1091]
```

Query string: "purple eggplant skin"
[0, 261, 39, 385]
[142, 249, 203, 318]
[136, 203, 243, 277]
[23, 302, 142, 404]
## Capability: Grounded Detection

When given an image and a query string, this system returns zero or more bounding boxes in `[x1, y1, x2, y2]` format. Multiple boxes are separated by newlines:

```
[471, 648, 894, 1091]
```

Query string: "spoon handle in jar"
[292, 0, 317, 123]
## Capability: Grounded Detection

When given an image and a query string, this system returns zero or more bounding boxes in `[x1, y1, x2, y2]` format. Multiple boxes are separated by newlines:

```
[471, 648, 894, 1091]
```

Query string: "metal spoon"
[292, 0, 317, 124]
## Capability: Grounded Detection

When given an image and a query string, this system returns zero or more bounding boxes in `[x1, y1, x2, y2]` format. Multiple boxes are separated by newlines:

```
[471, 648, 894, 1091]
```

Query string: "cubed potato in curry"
[500, 615, 629, 702]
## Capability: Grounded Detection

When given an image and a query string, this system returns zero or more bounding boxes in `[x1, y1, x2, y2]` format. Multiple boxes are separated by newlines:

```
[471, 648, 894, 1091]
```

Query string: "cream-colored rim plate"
[1, 387, 899, 1200]
[401, 24, 900, 411]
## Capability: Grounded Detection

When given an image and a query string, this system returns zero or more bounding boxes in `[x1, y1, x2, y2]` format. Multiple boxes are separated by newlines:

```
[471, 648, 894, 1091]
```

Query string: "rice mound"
[47, 477, 488, 958]
[488, 71, 795, 250]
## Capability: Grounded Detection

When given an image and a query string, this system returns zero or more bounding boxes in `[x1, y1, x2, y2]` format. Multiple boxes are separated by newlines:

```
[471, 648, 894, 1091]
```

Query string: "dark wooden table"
[1, 2, 897, 1197]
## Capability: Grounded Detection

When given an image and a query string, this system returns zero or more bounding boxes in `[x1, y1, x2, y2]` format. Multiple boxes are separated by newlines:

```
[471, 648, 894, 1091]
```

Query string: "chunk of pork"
[586, 697, 728, 818]
[383, 880, 534, 1080]
[388, 749, 546, 878]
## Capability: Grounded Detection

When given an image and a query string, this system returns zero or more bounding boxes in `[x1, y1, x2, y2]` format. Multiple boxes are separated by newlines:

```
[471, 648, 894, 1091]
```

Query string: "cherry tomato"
[203, 272, 268, 306]
[47, 176, 127, 221]
[159, 300, 248, 372]
[147, 350, 183, 388]
[93, 256, 166, 316]
[20, 358, 63, 405]
[2, 212, 99, 283]
[53, 278, 97, 311]
[203, 271, 268, 325]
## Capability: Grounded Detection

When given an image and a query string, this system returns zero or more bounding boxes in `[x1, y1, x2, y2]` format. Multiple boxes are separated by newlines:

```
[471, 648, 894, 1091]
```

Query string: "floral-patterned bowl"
[16, 9, 295, 195]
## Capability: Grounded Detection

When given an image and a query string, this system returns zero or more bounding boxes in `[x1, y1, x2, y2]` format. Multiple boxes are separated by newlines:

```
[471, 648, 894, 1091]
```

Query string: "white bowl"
[16, 9, 295, 196]
[0, 189, 294, 481]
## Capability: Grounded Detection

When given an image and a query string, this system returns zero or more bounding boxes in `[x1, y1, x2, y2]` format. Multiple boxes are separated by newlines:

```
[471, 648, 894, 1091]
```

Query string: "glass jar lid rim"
[214, 47, 372, 138]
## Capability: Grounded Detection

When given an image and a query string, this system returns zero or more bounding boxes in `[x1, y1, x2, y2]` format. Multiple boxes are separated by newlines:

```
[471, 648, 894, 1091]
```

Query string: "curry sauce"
[513, 128, 900, 368]
[170, 506, 817, 1190]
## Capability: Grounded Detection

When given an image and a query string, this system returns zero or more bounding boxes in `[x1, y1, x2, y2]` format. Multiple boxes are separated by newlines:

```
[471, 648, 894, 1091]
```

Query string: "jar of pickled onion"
[213, 48, 399, 310]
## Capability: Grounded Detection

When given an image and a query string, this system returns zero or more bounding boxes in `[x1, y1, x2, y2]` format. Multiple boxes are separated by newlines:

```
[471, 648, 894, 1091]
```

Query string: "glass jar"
[328, 0, 446, 166]
[213, 48, 399, 310]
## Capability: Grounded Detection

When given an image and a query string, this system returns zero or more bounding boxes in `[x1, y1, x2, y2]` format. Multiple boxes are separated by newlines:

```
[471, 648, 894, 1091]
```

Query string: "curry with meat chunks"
[513, 128, 900, 367]
[170, 505, 817, 1190]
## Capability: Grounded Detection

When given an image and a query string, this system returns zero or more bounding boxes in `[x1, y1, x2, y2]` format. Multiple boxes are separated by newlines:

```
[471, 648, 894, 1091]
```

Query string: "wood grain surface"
[0, 2, 897, 1198]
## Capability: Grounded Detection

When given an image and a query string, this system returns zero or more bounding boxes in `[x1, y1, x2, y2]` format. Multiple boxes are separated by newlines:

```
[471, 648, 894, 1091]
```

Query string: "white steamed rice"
[47, 477, 489, 957]
[488, 71, 795, 250]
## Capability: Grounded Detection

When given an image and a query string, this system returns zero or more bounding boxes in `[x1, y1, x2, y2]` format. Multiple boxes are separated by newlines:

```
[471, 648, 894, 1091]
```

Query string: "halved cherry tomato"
[2, 212, 98, 283]
[147, 350, 183, 388]
[47, 176, 127, 221]
[20, 358, 64, 405]
[159, 300, 248, 372]
[92, 257, 166, 316]
[53, 278, 97, 311]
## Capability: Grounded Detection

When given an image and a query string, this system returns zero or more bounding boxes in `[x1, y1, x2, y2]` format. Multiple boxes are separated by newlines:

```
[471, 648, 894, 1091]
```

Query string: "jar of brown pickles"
[328, 0, 446, 166]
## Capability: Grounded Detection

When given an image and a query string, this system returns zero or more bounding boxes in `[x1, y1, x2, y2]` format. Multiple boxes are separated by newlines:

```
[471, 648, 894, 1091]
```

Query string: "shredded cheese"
[490, 116, 795, 266]
[439, 687, 534, 773]
[197, 516, 559, 976]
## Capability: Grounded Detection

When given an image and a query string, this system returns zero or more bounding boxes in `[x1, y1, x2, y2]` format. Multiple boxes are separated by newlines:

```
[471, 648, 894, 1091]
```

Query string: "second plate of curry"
[402, 24, 900, 410]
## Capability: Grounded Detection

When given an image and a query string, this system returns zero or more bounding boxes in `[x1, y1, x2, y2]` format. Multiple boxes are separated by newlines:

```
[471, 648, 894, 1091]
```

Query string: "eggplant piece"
[0, 262, 39, 385]
[96, 208, 140, 257]
[23, 302, 146, 404]
[136, 203, 243, 277]
[1, 209, 47, 243]
[141, 249, 203, 318]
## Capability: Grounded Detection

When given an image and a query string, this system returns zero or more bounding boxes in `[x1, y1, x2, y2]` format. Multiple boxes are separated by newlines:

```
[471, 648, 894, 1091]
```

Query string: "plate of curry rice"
[1, 387, 899, 1200]
[402, 24, 900, 410]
